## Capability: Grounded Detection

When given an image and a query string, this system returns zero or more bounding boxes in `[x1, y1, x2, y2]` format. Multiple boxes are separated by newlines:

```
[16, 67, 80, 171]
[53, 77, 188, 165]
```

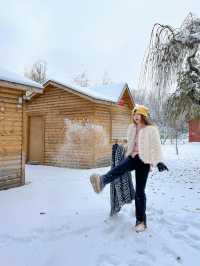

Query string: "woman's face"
[133, 113, 142, 124]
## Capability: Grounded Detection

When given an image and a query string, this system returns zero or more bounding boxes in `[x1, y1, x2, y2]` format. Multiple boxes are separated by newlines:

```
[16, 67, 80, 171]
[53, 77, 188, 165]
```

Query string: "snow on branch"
[139, 13, 200, 121]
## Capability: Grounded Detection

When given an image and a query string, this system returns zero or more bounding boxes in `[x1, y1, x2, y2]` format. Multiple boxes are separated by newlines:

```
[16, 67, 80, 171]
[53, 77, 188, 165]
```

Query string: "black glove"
[157, 162, 169, 172]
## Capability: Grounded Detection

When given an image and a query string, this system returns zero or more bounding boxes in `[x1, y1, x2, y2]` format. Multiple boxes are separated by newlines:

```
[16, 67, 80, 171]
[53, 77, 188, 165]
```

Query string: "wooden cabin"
[25, 80, 135, 168]
[189, 119, 200, 142]
[0, 68, 42, 190]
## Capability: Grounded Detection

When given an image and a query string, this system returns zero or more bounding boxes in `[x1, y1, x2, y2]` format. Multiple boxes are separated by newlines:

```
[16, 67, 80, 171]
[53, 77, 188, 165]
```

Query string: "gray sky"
[1, 0, 200, 88]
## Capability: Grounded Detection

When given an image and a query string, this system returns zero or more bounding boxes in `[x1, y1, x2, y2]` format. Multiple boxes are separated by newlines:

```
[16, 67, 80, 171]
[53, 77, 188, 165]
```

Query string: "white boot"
[135, 221, 147, 233]
[90, 173, 103, 193]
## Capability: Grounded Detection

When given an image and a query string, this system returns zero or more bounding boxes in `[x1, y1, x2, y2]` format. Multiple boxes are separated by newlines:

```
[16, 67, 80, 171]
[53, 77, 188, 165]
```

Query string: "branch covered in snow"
[139, 13, 200, 112]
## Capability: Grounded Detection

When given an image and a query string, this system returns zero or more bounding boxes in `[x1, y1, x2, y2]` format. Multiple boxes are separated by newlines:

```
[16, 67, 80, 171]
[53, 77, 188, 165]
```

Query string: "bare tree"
[25, 60, 47, 84]
[73, 71, 89, 87]
[102, 71, 112, 85]
[132, 88, 146, 105]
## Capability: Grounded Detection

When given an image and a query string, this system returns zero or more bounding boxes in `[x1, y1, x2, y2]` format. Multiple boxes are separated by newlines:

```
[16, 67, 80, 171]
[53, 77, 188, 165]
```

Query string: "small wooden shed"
[25, 80, 135, 168]
[189, 119, 200, 142]
[0, 68, 42, 190]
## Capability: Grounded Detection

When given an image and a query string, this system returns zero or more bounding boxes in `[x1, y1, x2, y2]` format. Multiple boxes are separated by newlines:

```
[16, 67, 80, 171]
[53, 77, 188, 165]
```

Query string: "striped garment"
[110, 144, 135, 216]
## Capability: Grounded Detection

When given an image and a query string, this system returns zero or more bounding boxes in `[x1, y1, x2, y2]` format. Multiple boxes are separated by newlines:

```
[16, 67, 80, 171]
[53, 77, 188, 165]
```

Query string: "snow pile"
[0, 143, 200, 266]
[53, 118, 109, 166]
[0, 67, 43, 89]
[46, 78, 127, 103]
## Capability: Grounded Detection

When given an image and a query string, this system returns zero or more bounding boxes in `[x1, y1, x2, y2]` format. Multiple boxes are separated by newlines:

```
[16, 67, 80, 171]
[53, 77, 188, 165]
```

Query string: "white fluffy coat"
[126, 124, 162, 166]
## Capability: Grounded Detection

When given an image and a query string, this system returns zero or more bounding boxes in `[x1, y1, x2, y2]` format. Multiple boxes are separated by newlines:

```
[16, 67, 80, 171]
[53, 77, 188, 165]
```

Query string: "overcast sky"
[1, 0, 200, 88]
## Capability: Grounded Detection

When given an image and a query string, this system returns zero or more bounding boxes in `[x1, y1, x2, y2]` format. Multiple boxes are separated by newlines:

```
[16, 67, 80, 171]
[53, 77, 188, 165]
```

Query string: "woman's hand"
[157, 162, 169, 172]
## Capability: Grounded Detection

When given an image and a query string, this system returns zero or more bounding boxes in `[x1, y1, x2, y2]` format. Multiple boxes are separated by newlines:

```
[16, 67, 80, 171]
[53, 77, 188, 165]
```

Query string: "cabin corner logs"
[0, 87, 25, 190]
[24, 83, 133, 169]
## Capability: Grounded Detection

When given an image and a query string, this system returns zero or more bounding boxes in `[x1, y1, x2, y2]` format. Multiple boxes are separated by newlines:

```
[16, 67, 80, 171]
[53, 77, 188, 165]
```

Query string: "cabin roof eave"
[43, 80, 120, 106]
[0, 80, 43, 93]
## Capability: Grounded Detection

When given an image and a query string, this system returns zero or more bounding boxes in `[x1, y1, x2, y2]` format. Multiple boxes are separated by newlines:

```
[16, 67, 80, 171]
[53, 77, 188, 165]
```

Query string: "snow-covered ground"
[0, 143, 200, 266]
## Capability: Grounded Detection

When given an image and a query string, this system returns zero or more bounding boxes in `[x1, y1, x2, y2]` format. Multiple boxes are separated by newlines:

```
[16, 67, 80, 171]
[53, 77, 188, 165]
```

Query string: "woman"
[90, 105, 168, 233]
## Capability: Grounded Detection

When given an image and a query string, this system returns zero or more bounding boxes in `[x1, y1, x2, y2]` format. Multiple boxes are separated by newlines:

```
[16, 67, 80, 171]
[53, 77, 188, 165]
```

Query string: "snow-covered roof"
[88, 83, 127, 102]
[0, 67, 43, 90]
[45, 78, 132, 104]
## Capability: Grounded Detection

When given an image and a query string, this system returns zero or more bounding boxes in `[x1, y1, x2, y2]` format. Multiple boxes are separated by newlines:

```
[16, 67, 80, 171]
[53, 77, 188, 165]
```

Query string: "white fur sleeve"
[150, 126, 163, 166]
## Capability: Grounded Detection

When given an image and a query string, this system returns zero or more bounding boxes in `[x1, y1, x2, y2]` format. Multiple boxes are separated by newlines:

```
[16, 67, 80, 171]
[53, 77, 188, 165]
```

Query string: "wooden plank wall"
[93, 100, 132, 167]
[93, 104, 112, 167]
[26, 85, 133, 169]
[111, 89, 133, 142]
[25, 85, 96, 168]
[111, 104, 132, 141]
[0, 87, 24, 189]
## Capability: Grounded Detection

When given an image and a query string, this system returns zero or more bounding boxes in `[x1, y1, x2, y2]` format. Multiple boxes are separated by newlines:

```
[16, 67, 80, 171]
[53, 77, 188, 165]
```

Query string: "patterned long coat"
[110, 144, 135, 216]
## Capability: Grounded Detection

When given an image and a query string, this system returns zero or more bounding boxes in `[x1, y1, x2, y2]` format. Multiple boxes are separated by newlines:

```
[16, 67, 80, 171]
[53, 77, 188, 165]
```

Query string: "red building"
[189, 119, 200, 142]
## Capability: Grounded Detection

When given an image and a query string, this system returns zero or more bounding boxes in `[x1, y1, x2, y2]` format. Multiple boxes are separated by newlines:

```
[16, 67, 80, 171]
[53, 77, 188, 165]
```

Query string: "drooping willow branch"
[139, 13, 200, 121]
[187, 49, 200, 75]
[138, 13, 200, 111]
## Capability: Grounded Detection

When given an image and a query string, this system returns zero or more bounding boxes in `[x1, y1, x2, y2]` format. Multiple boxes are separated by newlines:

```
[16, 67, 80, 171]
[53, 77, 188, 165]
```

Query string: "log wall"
[25, 85, 132, 168]
[0, 87, 24, 189]
[25, 85, 96, 168]
[93, 102, 132, 167]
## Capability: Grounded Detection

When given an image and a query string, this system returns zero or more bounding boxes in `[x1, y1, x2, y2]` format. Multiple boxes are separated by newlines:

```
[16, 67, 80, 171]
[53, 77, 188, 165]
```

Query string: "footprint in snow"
[136, 249, 156, 262]
[188, 232, 200, 241]
[162, 245, 182, 263]
[128, 259, 151, 266]
[30, 223, 72, 241]
[190, 221, 200, 230]
[96, 254, 121, 266]
[104, 225, 116, 235]
[166, 227, 200, 253]
[70, 226, 92, 235]
[149, 207, 164, 216]
[0, 233, 37, 245]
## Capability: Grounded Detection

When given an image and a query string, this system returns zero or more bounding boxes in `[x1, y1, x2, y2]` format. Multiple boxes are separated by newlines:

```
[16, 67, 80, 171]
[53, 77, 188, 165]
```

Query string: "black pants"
[102, 155, 150, 224]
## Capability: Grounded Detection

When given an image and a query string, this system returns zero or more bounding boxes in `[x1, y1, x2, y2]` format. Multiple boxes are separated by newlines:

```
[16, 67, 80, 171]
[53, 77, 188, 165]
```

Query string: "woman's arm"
[150, 126, 162, 166]
[150, 126, 168, 171]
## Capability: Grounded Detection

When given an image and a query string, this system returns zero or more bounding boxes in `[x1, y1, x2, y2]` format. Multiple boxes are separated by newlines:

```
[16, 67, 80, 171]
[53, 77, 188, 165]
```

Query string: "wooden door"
[28, 116, 44, 164]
